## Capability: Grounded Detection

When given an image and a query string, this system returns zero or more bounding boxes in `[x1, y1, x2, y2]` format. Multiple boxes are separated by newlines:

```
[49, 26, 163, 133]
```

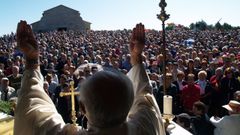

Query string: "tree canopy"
[189, 20, 237, 31]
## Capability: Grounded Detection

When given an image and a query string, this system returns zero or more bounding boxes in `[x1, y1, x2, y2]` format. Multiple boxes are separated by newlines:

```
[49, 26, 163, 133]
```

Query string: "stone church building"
[32, 5, 91, 32]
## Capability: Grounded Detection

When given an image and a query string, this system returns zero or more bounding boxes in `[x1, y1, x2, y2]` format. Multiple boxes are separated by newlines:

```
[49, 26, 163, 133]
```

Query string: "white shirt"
[177, 80, 184, 91]
[52, 74, 59, 85]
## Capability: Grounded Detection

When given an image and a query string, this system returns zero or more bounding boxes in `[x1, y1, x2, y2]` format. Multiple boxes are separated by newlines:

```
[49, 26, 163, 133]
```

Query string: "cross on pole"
[157, 0, 170, 95]
[59, 81, 80, 126]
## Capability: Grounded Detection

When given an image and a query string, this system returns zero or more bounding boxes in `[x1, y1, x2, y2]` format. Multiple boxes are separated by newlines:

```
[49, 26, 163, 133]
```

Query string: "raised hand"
[17, 20, 39, 69]
[129, 23, 145, 65]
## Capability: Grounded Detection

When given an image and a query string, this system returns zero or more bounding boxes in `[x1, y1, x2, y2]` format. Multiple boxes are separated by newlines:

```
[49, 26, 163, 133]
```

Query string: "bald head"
[80, 70, 134, 128]
[12, 66, 19, 76]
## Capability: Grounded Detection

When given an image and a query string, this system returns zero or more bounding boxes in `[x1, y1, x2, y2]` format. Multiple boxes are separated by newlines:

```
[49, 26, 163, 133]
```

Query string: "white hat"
[222, 100, 240, 113]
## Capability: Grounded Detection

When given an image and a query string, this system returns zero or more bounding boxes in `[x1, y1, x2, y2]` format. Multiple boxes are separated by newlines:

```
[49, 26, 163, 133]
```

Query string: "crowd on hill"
[1, 27, 240, 134]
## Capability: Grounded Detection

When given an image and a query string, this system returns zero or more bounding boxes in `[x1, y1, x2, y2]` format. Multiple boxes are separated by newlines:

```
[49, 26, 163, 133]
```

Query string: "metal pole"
[162, 21, 167, 95]
[157, 0, 170, 95]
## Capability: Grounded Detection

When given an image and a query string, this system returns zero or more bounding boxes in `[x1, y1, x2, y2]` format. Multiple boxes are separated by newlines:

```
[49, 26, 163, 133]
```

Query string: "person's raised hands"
[17, 20, 39, 69]
[129, 23, 145, 65]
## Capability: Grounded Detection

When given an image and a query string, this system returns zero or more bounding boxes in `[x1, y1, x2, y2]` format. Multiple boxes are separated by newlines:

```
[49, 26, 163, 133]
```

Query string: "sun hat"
[222, 100, 240, 113]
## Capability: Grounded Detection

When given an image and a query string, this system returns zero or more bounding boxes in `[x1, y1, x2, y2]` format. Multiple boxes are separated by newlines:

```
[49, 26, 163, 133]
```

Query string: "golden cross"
[60, 81, 80, 126]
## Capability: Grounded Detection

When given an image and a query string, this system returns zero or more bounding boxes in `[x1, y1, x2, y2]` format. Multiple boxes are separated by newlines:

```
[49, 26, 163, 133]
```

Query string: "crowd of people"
[1, 25, 240, 135]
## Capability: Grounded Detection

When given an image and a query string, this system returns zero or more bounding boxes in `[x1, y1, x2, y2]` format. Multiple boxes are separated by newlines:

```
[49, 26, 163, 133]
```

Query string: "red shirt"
[182, 84, 201, 112]
[210, 75, 221, 92]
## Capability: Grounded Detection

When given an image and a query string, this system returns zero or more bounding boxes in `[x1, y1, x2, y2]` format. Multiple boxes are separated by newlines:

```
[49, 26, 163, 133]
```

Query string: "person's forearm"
[127, 63, 152, 96]
[130, 54, 142, 66]
[25, 58, 40, 70]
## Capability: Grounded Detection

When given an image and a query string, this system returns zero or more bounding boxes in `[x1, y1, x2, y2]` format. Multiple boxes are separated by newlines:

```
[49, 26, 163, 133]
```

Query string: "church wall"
[32, 5, 90, 33]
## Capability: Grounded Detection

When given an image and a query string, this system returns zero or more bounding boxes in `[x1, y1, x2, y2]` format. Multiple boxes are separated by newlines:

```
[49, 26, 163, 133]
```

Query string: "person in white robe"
[14, 21, 165, 135]
[210, 100, 240, 135]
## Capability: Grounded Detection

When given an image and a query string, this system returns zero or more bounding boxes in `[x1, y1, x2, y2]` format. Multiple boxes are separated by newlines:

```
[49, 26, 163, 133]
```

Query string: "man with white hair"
[209, 67, 224, 116]
[8, 65, 23, 91]
[14, 21, 165, 135]
[0, 77, 16, 101]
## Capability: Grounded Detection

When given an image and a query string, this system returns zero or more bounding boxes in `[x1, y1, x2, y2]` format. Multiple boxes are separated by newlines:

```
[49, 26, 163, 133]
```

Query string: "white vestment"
[14, 64, 165, 135]
[210, 114, 240, 135]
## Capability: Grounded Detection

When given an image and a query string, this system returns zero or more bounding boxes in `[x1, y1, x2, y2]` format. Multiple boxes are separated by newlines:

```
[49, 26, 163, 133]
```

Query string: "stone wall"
[32, 5, 91, 33]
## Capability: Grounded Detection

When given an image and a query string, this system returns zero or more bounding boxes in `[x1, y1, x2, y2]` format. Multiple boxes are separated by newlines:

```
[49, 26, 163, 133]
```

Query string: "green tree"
[195, 20, 207, 30]
[166, 23, 175, 30]
[189, 23, 195, 30]
[215, 22, 222, 30]
[207, 24, 214, 30]
[222, 23, 232, 30]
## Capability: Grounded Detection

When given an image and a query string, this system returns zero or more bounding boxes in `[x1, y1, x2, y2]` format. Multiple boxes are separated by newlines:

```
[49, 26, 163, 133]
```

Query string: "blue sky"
[0, 0, 239, 36]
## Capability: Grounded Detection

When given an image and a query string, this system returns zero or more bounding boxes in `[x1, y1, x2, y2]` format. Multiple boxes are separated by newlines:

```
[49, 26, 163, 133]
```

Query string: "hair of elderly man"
[215, 67, 223, 74]
[198, 70, 207, 78]
[80, 70, 134, 128]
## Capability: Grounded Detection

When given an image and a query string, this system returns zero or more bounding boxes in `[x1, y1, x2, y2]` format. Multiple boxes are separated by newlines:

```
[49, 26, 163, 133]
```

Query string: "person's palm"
[17, 21, 39, 60]
[130, 23, 145, 56]
[129, 23, 145, 65]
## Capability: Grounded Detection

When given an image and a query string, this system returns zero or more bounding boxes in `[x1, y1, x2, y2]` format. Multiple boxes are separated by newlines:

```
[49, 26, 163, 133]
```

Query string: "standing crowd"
[1, 26, 240, 135]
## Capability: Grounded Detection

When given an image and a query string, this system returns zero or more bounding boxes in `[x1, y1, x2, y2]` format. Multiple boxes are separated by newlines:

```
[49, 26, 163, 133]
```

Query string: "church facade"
[32, 5, 91, 33]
